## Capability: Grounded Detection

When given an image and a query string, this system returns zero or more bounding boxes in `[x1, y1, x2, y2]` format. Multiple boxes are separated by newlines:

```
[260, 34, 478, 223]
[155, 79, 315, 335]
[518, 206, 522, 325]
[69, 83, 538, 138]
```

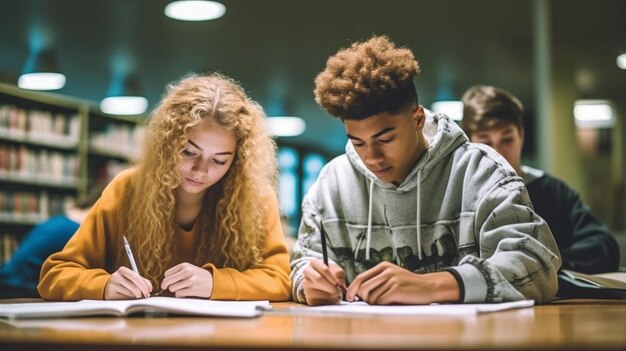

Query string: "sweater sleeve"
[530, 177, 620, 273]
[289, 188, 324, 304]
[207, 194, 291, 301]
[562, 193, 620, 273]
[37, 175, 126, 301]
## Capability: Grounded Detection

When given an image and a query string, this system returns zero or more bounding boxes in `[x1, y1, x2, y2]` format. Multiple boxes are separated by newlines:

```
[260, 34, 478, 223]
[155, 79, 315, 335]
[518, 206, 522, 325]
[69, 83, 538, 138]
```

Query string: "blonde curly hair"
[314, 35, 421, 120]
[121, 73, 278, 287]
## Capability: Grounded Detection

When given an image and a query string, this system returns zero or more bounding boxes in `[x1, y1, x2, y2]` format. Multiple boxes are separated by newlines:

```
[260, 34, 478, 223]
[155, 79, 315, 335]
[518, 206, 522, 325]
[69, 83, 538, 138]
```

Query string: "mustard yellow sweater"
[38, 169, 291, 301]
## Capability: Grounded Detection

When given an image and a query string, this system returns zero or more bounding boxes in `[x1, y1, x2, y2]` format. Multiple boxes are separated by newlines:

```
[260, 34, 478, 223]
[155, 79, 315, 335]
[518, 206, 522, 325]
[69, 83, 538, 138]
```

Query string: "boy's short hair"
[461, 85, 524, 137]
[314, 35, 420, 120]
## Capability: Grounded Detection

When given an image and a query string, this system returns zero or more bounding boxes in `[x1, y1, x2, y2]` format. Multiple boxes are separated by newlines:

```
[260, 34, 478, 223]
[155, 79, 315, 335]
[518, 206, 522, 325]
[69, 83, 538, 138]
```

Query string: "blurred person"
[0, 182, 107, 298]
[461, 84, 620, 274]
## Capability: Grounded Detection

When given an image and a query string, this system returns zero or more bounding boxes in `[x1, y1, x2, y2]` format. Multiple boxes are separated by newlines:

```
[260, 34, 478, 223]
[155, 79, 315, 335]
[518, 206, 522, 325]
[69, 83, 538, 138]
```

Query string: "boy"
[290, 35, 561, 306]
[461, 84, 620, 274]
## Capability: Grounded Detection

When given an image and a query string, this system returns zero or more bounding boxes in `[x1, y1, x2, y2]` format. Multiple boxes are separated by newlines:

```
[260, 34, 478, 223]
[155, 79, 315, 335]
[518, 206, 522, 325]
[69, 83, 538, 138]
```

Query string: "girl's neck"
[175, 190, 205, 231]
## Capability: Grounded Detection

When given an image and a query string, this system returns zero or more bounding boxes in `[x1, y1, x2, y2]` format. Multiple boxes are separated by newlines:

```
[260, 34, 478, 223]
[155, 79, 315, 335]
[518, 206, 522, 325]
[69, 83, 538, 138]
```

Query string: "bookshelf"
[0, 82, 145, 263]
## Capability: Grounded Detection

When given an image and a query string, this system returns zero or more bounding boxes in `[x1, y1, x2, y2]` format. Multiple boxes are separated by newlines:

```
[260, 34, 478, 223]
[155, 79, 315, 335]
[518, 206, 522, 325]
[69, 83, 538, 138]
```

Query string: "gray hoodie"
[290, 111, 561, 304]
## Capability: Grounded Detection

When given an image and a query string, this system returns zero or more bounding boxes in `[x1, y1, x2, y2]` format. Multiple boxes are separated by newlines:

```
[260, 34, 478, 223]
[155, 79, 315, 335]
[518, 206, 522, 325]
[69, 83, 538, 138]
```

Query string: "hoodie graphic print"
[290, 112, 561, 304]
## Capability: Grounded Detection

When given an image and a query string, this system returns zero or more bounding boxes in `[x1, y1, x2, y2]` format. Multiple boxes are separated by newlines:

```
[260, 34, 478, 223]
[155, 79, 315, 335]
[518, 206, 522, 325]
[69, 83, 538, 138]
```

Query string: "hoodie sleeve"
[449, 176, 562, 304]
[290, 180, 328, 304]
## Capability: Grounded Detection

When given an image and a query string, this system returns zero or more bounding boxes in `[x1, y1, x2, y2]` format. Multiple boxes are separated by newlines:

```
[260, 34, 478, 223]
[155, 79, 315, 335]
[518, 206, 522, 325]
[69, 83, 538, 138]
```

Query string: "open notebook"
[288, 299, 535, 317]
[0, 297, 270, 319]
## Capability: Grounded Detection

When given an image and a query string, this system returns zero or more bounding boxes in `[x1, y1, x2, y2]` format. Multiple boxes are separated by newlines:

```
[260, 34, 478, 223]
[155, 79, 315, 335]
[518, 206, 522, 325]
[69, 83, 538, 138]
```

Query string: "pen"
[123, 235, 148, 299]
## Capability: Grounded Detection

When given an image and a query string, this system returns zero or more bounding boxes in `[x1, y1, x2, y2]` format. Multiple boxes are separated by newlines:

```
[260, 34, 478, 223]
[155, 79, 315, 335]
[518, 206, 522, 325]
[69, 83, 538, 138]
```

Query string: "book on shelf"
[0, 297, 270, 319]
[557, 269, 626, 299]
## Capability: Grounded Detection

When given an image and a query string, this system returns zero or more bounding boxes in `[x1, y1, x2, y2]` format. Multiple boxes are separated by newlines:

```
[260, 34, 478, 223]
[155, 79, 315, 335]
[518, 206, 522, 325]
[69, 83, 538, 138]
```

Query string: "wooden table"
[1, 299, 625, 351]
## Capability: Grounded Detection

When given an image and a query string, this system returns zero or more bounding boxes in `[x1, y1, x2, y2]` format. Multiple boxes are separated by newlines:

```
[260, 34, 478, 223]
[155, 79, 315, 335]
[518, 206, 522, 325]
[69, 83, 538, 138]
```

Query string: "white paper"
[289, 299, 534, 317]
[0, 297, 270, 319]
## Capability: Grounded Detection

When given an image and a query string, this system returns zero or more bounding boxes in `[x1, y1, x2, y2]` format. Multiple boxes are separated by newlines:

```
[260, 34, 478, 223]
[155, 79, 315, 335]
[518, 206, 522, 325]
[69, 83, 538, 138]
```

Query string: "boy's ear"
[413, 105, 426, 130]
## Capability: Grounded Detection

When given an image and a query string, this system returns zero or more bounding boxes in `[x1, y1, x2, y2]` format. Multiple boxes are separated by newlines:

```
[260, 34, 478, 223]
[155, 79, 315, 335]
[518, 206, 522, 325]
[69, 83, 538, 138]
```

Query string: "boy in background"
[461, 84, 620, 274]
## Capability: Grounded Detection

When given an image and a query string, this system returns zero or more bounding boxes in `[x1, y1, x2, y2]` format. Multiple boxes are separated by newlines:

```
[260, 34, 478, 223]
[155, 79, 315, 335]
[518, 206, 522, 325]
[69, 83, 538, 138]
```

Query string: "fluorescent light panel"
[265, 117, 306, 137]
[617, 53, 626, 70]
[18, 72, 66, 90]
[100, 96, 148, 115]
[431, 101, 463, 121]
[164, 1, 225, 21]
[574, 100, 615, 128]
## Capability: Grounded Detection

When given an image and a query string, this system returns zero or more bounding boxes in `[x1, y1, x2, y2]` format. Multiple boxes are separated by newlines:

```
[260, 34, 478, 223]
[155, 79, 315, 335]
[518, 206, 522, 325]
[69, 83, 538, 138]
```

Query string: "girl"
[38, 74, 291, 301]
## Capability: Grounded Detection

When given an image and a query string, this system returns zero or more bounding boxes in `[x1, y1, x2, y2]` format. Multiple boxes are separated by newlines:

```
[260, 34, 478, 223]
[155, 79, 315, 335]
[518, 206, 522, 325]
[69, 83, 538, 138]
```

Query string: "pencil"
[320, 222, 348, 297]
[320, 222, 328, 266]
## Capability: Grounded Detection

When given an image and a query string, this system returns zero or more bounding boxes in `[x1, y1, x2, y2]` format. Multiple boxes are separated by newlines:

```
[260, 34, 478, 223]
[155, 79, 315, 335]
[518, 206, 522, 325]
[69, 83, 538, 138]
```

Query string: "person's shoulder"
[99, 167, 138, 202]
[526, 168, 579, 197]
[454, 142, 516, 177]
[309, 154, 349, 181]
[106, 167, 137, 187]
[43, 215, 78, 226]
[34, 215, 79, 233]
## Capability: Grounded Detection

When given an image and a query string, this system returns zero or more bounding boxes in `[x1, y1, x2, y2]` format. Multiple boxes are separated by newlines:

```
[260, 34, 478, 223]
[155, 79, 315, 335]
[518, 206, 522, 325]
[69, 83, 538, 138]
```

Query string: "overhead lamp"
[573, 100, 615, 129]
[18, 48, 66, 90]
[431, 101, 463, 121]
[265, 116, 306, 137]
[164, 1, 226, 21]
[100, 74, 148, 115]
[617, 53, 626, 70]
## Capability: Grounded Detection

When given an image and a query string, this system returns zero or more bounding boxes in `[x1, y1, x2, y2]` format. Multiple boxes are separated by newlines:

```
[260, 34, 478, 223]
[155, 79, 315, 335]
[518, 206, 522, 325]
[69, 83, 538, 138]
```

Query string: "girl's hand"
[160, 262, 214, 298]
[104, 266, 153, 300]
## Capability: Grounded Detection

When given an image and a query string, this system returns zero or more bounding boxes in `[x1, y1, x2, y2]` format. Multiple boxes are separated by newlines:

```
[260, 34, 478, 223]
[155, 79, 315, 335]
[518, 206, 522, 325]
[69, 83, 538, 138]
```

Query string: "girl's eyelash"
[214, 160, 226, 165]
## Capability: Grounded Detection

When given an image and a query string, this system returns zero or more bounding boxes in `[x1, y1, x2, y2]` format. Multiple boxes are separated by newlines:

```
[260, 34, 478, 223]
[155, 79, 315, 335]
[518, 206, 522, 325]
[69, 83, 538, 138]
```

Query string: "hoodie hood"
[344, 110, 468, 261]
[345, 109, 469, 192]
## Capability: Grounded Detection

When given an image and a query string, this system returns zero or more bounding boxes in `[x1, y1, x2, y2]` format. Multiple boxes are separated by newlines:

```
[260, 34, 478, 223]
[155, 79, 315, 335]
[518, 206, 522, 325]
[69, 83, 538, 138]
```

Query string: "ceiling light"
[164, 1, 226, 21]
[617, 53, 626, 70]
[100, 96, 148, 115]
[18, 48, 66, 90]
[573, 100, 615, 128]
[265, 117, 306, 137]
[100, 74, 148, 115]
[431, 101, 463, 121]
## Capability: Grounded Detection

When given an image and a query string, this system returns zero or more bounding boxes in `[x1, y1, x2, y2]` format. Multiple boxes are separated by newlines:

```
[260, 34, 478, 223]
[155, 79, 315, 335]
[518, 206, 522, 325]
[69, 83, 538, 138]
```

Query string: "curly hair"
[121, 73, 278, 287]
[314, 35, 421, 120]
[461, 85, 524, 138]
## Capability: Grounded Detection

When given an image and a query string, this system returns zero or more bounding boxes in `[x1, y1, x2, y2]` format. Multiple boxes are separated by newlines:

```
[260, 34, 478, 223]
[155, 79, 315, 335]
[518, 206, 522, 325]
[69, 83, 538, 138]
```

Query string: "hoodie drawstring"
[365, 179, 374, 260]
[416, 169, 422, 260]
[364, 169, 422, 262]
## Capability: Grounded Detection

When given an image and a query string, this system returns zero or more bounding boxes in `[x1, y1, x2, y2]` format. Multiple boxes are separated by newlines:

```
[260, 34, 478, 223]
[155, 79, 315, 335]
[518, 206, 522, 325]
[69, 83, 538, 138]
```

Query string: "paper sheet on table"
[289, 299, 534, 316]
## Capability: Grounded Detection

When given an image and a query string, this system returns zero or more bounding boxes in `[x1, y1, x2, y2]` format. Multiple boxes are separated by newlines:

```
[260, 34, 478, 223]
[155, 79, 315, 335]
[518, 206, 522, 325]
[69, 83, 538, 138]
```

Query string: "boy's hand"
[105, 266, 153, 300]
[161, 262, 214, 298]
[303, 259, 347, 306]
[346, 262, 460, 304]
